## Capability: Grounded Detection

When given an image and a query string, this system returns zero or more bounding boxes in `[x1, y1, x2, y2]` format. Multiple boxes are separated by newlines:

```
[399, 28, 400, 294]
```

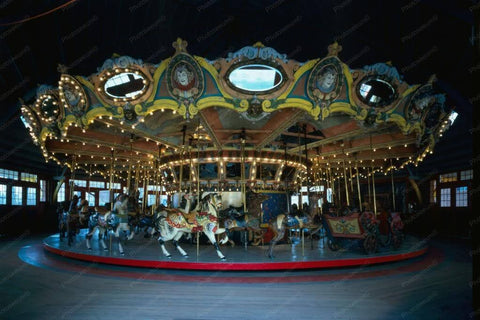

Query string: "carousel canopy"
[18, 37, 456, 191]
[0, 1, 473, 185]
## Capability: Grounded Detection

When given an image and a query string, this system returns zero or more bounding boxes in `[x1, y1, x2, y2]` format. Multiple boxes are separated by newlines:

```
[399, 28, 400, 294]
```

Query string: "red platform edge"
[43, 242, 428, 271]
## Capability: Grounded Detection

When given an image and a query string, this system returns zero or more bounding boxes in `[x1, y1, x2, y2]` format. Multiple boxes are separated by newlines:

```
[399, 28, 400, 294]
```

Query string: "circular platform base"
[43, 230, 428, 271]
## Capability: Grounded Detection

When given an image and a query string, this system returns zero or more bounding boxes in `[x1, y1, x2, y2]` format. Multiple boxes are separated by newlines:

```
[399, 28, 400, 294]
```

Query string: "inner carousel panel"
[20, 39, 456, 270]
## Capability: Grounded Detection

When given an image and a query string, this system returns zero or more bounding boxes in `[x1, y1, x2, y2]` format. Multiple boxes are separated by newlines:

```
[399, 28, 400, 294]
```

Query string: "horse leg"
[172, 232, 188, 257]
[114, 225, 124, 255]
[268, 226, 285, 259]
[157, 223, 174, 257]
[86, 226, 95, 250]
[98, 228, 108, 251]
[126, 224, 135, 240]
[204, 230, 226, 260]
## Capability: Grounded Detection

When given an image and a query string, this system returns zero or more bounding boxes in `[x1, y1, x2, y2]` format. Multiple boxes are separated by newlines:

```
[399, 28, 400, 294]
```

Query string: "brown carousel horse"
[156, 192, 229, 259]
[266, 194, 321, 259]
[221, 191, 270, 246]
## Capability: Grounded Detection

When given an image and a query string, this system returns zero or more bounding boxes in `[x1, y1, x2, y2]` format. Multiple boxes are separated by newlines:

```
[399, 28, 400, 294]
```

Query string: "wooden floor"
[0, 233, 472, 320]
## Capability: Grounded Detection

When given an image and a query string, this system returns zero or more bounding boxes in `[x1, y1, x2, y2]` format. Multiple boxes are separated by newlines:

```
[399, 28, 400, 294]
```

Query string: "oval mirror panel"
[228, 64, 283, 92]
[358, 78, 396, 106]
[104, 72, 145, 98]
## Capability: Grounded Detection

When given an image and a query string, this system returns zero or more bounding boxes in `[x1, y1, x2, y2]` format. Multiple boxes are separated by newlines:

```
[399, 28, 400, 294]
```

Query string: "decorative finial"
[327, 42, 342, 56]
[252, 42, 265, 48]
[173, 38, 188, 54]
[57, 64, 69, 73]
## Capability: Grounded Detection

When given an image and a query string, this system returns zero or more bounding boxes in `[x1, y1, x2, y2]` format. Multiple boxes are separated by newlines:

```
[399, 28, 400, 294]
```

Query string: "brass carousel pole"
[337, 173, 341, 207]
[343, 160, 350, 206]
[356, 164, 362, 212]
[189, 142, 193, 194]
[127, 163, 132, 195]
[179, 125, 186, 193]
[142, 165, 148, 212]
[390, 159, 396, 211]
[109, 150, 115, 210]
[349, 166, 354, 195]
[197, 147, 200, 196]
[372, 164, 377, 216]
[241, 129, 246, 214]
[367, 167, 372, 210]
[154, 160, 159, 212]
[69, 155, 76, 200]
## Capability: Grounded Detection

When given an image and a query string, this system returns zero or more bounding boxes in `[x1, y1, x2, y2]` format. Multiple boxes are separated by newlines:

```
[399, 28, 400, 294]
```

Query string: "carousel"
[21, 39, 454, 270]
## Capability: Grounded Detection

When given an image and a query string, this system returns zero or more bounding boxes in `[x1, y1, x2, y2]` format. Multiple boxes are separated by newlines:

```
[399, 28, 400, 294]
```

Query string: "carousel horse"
[156, 192, 229, 259]
[66, 195, 81, 246]
[85, 207, 110, 251]
[134, 193, 199, 238]
[107, 193, 138, 254]
[266, 199, 320, 259]
[57, 201, 70, 241]
[231, 191, 270, 245]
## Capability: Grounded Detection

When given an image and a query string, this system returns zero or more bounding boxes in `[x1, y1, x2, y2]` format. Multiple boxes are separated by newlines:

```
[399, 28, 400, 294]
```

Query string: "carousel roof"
[18, 38, 456, 190]
[0, 1, 473, 182]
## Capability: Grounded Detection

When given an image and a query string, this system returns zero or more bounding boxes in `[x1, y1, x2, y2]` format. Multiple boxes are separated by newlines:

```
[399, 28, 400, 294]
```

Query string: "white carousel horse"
[85, 207, 110, 251]
[156, 192, 229, 260]
[109, 194, 137, 254]
[134, 193, 199, 238]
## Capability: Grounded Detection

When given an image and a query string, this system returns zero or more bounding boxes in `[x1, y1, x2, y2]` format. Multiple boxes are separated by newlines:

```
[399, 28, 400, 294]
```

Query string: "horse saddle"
[183, 211, 197, 224]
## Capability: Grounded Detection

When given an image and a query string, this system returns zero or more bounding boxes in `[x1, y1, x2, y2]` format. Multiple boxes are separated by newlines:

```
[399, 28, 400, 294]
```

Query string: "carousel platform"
[42, 229, 428, 271]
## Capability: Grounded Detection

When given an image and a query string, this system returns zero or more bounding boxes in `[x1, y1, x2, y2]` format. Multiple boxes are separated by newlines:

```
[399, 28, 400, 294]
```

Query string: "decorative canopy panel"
[20, 38, 455, 192]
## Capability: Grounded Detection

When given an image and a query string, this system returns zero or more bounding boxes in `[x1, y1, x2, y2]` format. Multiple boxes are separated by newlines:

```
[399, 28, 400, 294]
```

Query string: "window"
[57, 183, 65, 202]
[12, 186, 22, 205]
[99, 190, 110, 206]
[71, 179, 87, 187]
[159, 195, 168, 207]
[147, 194, 156, 206]
[26, 187, 36, 206]
[456, 186, 468, 207]
[148, 185, 161, 191]
[40, 180, 46, 202]
[301, 195, 309, 206]
[439, 173, 457, 183]
[73, 191, 82, 198]
[0, 184, 6, 205]
[85, 192, 96, 206]
[89, 181, 105, 189]
[20, 172, 37, 183]
[460, 170, 473, 181]
[430, 180, 437, 204]
[0, 168, 18, 180]
[106, 182, 121, 189]
[440, 188, 451, 207]
[290, 195, 299, 208]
